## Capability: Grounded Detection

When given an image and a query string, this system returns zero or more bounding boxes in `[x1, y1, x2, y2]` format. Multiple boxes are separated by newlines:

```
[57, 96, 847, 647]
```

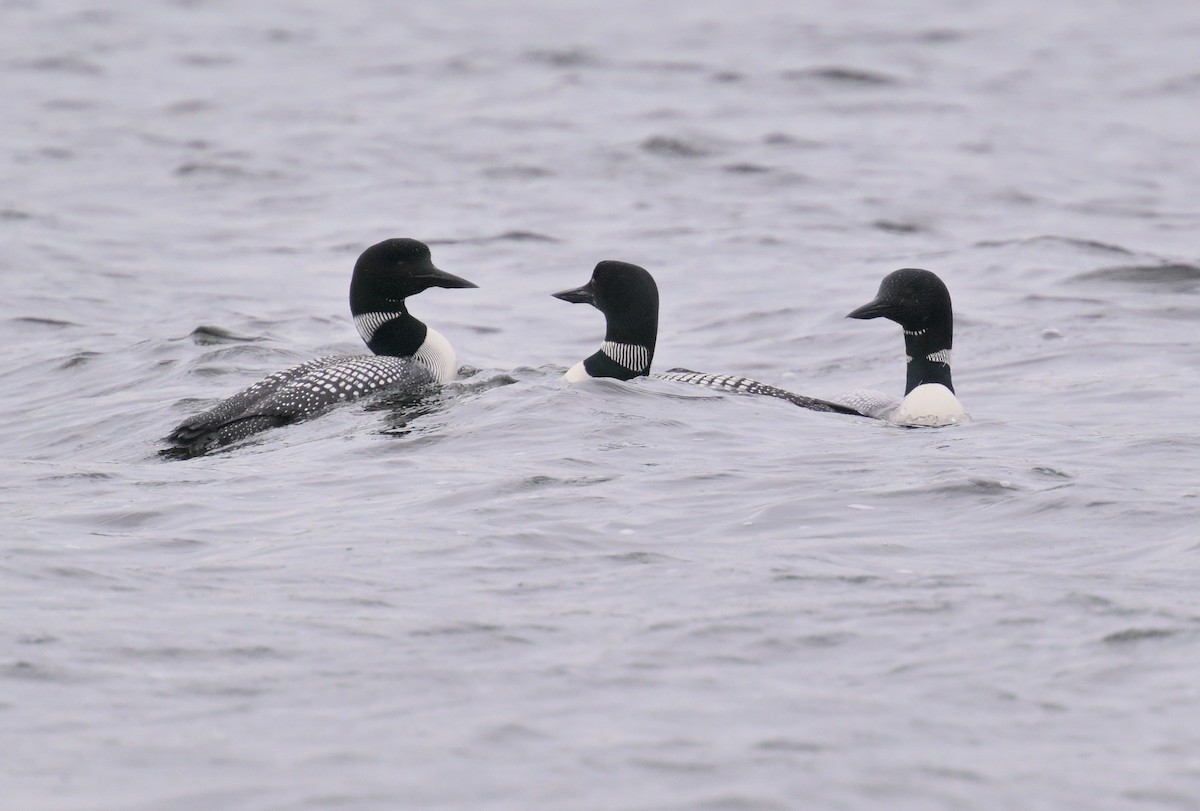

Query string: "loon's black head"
[553, 260, 659, 378]
[349, 238, 476, 316]
[847, 268, 951, 335]
[848, 268, 955, 394]
[349, 238, 476, 358]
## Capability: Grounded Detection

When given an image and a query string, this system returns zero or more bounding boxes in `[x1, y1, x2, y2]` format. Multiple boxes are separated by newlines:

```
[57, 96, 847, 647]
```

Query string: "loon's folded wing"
[166, 356, 341, 445]
[830, 389, 899, 420]
[166, 356, 435, 453]
[656, 369, 865, 416]
[245, 356, 436, 421]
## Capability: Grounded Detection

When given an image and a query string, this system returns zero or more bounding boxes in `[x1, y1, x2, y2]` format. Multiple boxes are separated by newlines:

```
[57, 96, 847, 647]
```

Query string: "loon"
[552, 260, 860, 415]
[165, 238, 477, 454]
[552, 260, 658, 381]
[835, 267, 970, 426]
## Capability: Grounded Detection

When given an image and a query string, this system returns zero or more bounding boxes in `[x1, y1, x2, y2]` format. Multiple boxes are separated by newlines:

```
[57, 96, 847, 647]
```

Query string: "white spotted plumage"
[168, 323, 458, 453]
[830, 389, 901, 420]
[167, 354, 437, 453]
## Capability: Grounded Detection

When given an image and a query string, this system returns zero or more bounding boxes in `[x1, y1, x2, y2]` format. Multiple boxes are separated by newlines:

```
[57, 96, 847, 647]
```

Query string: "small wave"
[433, 230, 559, 245]
[1071, 263, 1200, 291]
[91, 510, 168, 530]
[629, 59, 706, 74]
[174, 161, 280, 181]
[1155, 72, 1200, 93]
[443, 372, 518, 394]
[164, 99, 214, 115]
[886, 478, 1022, 498]
[774, 573, 880, 586]
[3, 661, 79, 683]
[178, 53, 235, 68]
[640, 135, 712, 158]
[353, 62, 416, 77]
[230, 645, 287, 659]
[42, 469, 118, 481]
[1030, 466, 1075, 479]
[46, 98, 98, 112]
[184, 325, 263, 345]
[604, 551, 675, 564]
[722, 163, 771, 174]
[762, 132, 826, 148]
[781, 66, 899, 86]
[17, 56, 102, 75]
[916, 29, 965, 43]
[482, 165, 554, 180]
[1103, 628, 1180, 644]
[1021, 293, 1106, 305]
[873, 219, 924, 234]
[492, 229, 558, 242]
[974, 235, 1135, 256]
[12, 316, 78, 328]
[520, 474, 613, 490]
[756, 738, 824, 753]
[410, 621, 506, 638]
[58, 350, 102, 369]
[525, 48, 602, 69]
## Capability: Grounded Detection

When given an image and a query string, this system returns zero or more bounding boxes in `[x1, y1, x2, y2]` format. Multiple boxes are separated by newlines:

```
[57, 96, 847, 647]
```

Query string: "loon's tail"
[162, 413, 295, 457]
[655, 369, 867, 417]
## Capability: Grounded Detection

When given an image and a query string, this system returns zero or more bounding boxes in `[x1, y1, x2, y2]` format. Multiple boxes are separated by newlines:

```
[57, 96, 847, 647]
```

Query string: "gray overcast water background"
[3, 1, 1199, 809]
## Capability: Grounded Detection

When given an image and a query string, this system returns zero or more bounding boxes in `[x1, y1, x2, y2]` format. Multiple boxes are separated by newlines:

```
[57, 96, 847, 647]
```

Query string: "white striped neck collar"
[600, 341, 650, 373]
[354, 311, 401, 344]
[906, 348, 952, 365]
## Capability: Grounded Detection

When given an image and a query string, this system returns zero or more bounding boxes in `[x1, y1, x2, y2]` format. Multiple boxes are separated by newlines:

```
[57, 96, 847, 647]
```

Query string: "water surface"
[3, 1, 1199, 809]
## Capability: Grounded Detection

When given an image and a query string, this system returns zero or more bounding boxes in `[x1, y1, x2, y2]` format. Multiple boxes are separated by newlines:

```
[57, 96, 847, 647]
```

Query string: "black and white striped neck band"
[601, 341, 650, 372]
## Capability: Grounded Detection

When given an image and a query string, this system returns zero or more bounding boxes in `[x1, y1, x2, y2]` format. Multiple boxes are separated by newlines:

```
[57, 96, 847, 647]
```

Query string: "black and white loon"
[834, 267, 969, 426]
[552, 260, 659, 381]
[165, 238, 476, 454]
[553, 260, 860, 415]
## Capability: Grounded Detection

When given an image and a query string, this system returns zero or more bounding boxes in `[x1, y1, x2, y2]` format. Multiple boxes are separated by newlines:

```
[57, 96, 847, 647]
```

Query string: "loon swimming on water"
[165, 238, 477, 454]
[552, 260, 659, 381]
[552, 260, 860, 415]
[834, 267, 970, 426]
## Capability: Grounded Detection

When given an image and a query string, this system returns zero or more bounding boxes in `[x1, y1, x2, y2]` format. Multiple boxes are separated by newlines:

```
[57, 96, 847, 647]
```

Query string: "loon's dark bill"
[415, 264, 478, 289]
[846, 298, 892, 320]
[551, 281, 595, 305]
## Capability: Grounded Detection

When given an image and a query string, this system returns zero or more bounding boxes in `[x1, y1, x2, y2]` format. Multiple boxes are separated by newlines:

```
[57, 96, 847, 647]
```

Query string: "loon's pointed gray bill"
[552, 281, 595, 305]
[847, 298, 891, 319]
[417, 264, 478, 289]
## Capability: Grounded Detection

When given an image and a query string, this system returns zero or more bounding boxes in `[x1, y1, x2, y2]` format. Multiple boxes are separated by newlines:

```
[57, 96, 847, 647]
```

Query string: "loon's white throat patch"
[906, 348, 952, 365]
[354, 311, 399, 344]
[413, 327, 457, 383]
[601, 341, 649, 372]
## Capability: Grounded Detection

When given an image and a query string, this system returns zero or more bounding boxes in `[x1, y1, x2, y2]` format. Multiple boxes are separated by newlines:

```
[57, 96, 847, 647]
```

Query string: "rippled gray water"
[3, 1, 1200, 809]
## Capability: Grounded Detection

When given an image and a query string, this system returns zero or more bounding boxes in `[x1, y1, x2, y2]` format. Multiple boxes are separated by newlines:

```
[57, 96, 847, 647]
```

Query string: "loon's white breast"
[412, 327, 458, 383]
[563, 360, 591, 382]
[833, 383, 970, 426]
[892, 383, 969, 427]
